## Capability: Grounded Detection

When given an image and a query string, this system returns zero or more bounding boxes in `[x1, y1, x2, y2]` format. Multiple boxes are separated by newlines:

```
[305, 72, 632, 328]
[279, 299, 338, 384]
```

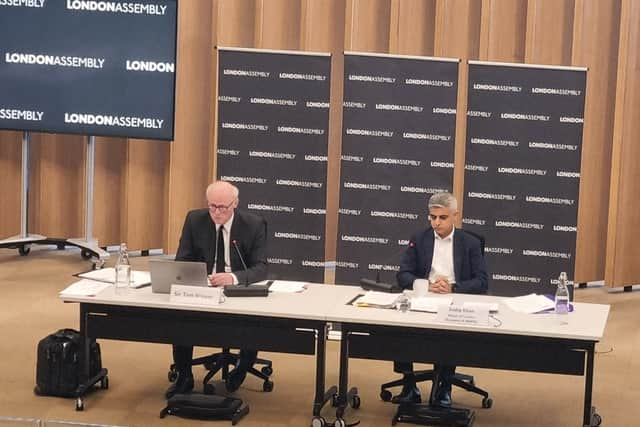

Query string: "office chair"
[169, 349, 274, 394]
[380, 229, 493, 409]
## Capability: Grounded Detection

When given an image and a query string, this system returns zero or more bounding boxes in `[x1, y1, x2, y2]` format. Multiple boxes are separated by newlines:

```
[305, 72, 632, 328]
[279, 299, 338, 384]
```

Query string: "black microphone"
[224, 240, 269, 297]
[232, 239, 249, 286]
[360, 241, 414, 293]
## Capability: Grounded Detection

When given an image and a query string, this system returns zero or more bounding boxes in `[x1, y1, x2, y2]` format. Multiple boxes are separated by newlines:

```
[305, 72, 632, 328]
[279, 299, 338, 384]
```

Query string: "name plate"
[435, 304, 489, 326]
[169, 284, 223, 306]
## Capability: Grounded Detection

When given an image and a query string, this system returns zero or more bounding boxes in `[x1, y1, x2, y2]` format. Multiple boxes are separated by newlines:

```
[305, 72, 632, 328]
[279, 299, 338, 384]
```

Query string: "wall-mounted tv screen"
[0, 0, 178, 140]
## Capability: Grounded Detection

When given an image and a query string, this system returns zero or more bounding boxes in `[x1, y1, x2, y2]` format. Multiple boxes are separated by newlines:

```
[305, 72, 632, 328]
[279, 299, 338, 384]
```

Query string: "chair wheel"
[18, 245, 30, 256]
[334, 418, 346, 427]
[311, 416, 327, 427]
[482, 397, 493, 408]
[81, 249, 92, 260]
[168, 368, 177, 382]
[204, 383, 215, 395]
[380, 389, 392, 402]
[261, 366, 273, 376]
[350, 394, 361, 409]
[100, 376, 109, 389]
[75, 397, 84, 411]
[591, 413, 602, 426]
[263, 380, 274, 392]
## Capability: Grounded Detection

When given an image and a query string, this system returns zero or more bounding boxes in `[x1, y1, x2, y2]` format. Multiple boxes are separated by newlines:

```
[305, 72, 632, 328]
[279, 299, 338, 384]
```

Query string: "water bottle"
[114, 243, 131, 295]
[395, 291, 411, 313]
[555, 272, 570, 320]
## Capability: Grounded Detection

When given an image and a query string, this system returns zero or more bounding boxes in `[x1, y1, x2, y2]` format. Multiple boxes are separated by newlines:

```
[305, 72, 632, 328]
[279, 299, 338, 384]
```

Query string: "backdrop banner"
[335, 53, 459, 285]
[0, 0, 177, 140]
[463, 61, 586, 296]
[216, 48, 331, 282]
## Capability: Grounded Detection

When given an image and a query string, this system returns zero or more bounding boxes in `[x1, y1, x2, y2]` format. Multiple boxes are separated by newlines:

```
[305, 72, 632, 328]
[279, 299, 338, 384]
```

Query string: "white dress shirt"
[428, 228, 456, 284]
[215, 214, 239, 284]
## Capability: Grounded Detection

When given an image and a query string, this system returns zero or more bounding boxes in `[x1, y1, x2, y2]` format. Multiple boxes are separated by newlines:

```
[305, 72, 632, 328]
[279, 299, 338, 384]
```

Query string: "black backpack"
[160, 393, 249, 425]
[34, 328, 102, 397]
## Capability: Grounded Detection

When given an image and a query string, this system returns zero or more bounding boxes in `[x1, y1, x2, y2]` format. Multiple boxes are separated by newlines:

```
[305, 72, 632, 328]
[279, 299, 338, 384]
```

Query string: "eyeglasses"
[208, 199, 236, 213]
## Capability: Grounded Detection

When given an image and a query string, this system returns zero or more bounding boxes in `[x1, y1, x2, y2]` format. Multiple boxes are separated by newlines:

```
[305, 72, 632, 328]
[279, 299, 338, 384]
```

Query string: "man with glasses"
[166, 180, 268, 398]
[391, 192, 488, 407]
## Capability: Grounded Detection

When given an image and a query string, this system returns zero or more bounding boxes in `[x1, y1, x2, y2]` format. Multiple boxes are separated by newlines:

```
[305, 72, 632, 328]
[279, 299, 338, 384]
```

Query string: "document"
[410, 296, 453, 313]
[355, 291, 399, 308]
[267, 280, 307, 293]
[502, 293, 555, 314]
[60, 279, 111, 297]
[77, 267, 151, 289]
[462, 301, 499, 313]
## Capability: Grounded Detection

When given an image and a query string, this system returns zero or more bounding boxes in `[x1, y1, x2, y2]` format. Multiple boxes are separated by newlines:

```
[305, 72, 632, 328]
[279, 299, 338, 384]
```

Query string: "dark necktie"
[215, 226, 225, 273]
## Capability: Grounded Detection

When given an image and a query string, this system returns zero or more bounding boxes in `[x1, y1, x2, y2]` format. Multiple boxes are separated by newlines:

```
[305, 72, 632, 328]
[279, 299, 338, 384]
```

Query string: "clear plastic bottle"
[395, 291, 411, 313]
[555, 271, 570, 321]
[114, 243, 131, 295]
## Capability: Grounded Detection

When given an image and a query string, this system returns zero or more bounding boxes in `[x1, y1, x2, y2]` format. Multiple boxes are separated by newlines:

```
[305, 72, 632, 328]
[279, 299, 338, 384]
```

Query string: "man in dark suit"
[166, 180, 268, 398]
[393, 192, 488, 407]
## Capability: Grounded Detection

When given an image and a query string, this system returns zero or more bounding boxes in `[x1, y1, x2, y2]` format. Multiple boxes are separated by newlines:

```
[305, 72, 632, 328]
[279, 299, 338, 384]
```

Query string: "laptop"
[149, 259, 209, 294]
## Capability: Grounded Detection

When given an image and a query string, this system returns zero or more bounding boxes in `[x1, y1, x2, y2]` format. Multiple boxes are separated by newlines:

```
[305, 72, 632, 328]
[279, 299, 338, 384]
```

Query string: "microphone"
[232, 240, 249, 286]
[359, 241, 413, 293]
[224, 239, 269, 297]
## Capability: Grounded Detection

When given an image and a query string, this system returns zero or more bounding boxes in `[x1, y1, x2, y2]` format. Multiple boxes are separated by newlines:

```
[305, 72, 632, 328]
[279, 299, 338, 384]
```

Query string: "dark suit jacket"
[175, 208, 268, 285]
[396, 227, 488, 294]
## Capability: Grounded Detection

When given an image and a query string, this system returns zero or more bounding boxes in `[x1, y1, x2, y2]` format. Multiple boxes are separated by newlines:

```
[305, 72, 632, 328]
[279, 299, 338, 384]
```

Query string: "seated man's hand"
[208, 272, 235, 286]
[428, 277, 453, 294]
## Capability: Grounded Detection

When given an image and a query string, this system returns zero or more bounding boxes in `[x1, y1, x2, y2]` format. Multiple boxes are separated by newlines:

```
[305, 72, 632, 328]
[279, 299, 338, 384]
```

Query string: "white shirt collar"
[216, 212, 234, 232]
[434, 227, 454, 241]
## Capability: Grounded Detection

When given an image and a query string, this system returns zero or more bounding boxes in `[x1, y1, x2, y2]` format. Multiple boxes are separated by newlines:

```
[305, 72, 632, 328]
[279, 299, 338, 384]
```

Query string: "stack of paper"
[410, 296, 453, 313]
[60, 279, 111, 297]
[502, 294, 555, 314]
[267, 280, 307, 293]
[77, 268, 151, 289]
[355, 291, 399, 308]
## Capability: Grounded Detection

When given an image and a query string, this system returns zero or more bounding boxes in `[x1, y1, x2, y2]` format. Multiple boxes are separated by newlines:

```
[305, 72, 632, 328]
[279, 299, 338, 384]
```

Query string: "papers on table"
[502, 293, 556, 314]
[267, 280, 308, 293]
[410, 296, 453, 313]
[77, 267, 151, 289]
[462, 301, 499, 313]
[60, 279, 111, 297]
[354, 291, 399, 308]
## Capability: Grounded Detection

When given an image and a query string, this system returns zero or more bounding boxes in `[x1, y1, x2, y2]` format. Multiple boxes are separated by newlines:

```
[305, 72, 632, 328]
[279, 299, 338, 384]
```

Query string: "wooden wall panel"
[345, 0, 391, 52]
[434, 0, 482, 218]
[525, 0, 575, 65]
[28, 134, 85, 238]
[0, 132, 22, 237]
[389, 0, 436, 56]
[255, 0, 301, 50]
[165, 0, 214, 253]
[301, 0, 346, 264]
[93, 138, 126, 246]
[572, 0, 621, 284]
[606, 0, 640, 286]
[124, 140, 169, 250]
[479, 0, 527, 62]
[217, 0, 256, 48]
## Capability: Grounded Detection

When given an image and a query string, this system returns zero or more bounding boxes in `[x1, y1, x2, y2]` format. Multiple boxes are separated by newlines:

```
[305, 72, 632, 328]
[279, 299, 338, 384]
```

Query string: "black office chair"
[380, 229, 493, 409]
[169, 349, 274, 394]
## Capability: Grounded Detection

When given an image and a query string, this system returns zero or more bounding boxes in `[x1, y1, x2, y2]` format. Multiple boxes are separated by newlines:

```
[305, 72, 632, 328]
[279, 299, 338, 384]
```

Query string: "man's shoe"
[165, 373, 194, 399]
[434, 388, 452, 408]
[391, 385, 421, 404]
[225, 367, 248, 392]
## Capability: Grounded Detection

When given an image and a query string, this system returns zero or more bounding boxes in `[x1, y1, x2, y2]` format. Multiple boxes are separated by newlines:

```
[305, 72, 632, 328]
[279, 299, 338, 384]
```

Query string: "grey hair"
[206, 180, 240, 199]
[428, 192, 458, 212]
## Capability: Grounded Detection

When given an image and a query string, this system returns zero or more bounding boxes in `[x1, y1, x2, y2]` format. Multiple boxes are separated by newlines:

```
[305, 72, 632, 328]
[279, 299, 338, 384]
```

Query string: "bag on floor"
[34, 328, 102, 397]
[160, 393, 249, 425]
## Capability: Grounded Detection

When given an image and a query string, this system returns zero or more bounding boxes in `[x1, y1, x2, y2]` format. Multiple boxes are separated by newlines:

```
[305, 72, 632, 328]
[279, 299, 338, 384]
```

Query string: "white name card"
[435, 304, 489, 326]
[170, 284, 223, 306]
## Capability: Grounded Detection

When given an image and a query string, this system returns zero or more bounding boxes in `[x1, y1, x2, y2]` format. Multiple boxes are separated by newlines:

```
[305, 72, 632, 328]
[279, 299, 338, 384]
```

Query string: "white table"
[61, 283, 357, 420]
[326, 292, 609, 427]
